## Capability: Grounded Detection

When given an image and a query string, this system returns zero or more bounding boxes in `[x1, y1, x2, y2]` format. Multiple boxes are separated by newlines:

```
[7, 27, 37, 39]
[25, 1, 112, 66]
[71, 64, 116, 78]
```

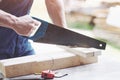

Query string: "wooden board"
[60, 46, 101, 57]
[0, 46, 100, 78]
[66, 12, 93, 23]
[0, 53, 80, 78]
[91, 9, 108, 18]
[60, 47, 99, 65]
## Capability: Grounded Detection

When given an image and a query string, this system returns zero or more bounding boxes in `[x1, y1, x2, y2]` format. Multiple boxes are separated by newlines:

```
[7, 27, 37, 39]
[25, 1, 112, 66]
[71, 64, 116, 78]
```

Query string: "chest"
[0, 0, 33, 16]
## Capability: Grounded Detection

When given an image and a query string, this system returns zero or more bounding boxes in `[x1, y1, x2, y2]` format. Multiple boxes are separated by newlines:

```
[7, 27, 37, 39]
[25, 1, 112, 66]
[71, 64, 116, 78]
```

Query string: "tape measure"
[41, 70, 55, 79]
[41, 70, 68, 79]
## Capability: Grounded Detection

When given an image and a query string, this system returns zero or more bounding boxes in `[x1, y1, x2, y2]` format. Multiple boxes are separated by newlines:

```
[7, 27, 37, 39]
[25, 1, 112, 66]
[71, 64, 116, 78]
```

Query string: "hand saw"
[28, 17, 106, 50]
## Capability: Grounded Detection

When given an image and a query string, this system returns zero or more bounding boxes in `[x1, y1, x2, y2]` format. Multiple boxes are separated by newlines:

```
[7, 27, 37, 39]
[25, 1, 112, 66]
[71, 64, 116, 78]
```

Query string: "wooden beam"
[0, 48, 100, 78]
[0, 52, 80, 78]
[60, 47, 99, 64]
[60, 46, 101, 57]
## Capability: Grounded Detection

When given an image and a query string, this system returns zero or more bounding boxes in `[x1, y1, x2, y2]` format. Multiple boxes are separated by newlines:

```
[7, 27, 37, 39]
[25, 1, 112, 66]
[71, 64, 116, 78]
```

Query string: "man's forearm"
[0, 9, 18, 29]
[45, 0, 67, 27]
[0, 9, 41, 36]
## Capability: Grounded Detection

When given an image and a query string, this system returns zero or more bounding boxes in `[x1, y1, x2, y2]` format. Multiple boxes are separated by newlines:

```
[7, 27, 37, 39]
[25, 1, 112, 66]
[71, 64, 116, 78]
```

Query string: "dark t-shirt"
[0, 0, 34, 59]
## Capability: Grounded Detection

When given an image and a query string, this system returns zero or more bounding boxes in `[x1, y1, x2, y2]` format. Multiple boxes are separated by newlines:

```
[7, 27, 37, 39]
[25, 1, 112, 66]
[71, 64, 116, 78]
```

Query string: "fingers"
[27, 20, 41, 37]
[12, 15, 41, 37]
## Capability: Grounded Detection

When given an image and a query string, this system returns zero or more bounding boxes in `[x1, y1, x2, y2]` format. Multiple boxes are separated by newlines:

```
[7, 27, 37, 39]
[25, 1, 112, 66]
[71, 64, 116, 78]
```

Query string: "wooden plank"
[79, 56, 98, 65]
[36, 52, 81, 72]
[60, 47, 99, 65]
[94, 25, 120, 34]
[91, 9, 108, 18]
[94, 18, 106, 25]
[60, 46, 101, 57]
[0, 48, 99, 78]
[0, 55, 39, 78]
[0, 52, 80, 78]
[66, 12, 92, 23]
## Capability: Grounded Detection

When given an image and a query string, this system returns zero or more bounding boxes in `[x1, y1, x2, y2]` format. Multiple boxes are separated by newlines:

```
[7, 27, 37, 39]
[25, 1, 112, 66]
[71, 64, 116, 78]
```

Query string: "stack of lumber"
[64, 0, 120, 26]
[66, 12, 93, 25]
[64, 0, 111, 27]
[64, 0, 94, 25]
[93, 26, 120, 47]
[92, 7, 120, 47]
[92, 8, 108, 27]
[101, 1, 120, 7]
[0, 43, 101, 78]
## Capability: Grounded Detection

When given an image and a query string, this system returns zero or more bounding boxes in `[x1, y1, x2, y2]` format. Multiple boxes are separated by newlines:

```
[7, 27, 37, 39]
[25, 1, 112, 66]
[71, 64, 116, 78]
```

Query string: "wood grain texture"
[0, 52, 80, 78]
[0, 50, 99, 78]
[60, 46, 101, 57]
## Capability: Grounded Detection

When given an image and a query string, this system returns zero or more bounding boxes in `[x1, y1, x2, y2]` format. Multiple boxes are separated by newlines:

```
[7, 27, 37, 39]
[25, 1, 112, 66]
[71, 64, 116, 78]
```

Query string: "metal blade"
[29, 17, 106, 50]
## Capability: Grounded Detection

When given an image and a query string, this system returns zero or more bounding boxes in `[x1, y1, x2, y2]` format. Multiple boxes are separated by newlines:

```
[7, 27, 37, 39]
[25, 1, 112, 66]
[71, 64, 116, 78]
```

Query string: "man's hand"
[11, 15, 41, 36]
[0, 10, 41, 36]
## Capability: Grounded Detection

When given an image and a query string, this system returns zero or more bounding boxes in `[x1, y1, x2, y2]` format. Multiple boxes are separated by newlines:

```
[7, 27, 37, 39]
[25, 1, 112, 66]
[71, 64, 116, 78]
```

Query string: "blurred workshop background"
[30, 0, 120, 57]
